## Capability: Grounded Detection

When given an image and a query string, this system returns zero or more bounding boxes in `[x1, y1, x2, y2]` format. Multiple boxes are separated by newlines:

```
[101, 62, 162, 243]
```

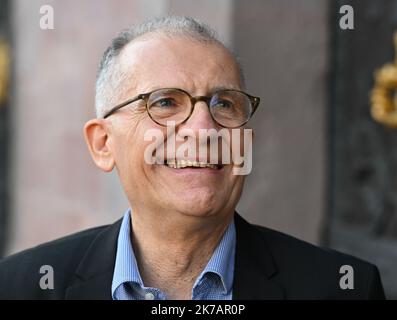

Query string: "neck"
[130, 208, 233, 299]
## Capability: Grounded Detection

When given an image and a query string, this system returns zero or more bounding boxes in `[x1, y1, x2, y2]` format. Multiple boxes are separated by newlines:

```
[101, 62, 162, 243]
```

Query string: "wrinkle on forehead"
[116, 33, 243, 98]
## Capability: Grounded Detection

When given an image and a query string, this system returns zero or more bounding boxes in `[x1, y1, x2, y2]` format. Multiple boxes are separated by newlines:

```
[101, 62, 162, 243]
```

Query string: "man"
[0, 16, 385, 299]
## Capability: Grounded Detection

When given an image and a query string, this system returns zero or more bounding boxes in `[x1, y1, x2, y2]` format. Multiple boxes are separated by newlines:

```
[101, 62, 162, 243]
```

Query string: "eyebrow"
[210, 85, 241, 93]
[143, 85, 241, 95]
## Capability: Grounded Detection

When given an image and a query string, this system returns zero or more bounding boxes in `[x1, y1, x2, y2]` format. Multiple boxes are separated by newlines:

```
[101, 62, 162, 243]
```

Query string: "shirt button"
[145, 292, 155, 300]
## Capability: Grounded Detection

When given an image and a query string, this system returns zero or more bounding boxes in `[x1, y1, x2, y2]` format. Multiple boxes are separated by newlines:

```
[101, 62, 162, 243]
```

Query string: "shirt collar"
[111, 209, 143, 297]
[194, 218, 236, 295]
[111, 209, 236, 298]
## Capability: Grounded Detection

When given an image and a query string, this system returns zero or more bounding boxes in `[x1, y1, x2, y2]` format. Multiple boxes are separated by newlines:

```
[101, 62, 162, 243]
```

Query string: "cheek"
[227, 171, 244, 192]
[123, 120, 167, 176]
[221, 174, 245, 209]
[111, 116, 151, 171]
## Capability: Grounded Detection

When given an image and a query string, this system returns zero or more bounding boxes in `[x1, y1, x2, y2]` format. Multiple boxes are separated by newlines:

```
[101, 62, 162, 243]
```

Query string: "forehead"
[117, 34, 242, 94]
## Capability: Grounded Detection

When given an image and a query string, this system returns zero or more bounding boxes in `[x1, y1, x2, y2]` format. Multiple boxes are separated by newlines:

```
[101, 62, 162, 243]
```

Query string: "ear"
[83, 119, 115, 172]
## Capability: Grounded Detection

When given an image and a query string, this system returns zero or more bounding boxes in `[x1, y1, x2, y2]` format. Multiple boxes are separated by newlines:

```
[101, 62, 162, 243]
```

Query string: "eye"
[213, 99, 234, 109]
[152, 98, 177, 108]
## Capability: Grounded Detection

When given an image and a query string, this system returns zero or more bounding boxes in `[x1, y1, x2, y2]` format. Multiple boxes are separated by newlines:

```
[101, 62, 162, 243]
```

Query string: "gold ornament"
[370, 32, 397, 128]
[0, 38, 9, 106]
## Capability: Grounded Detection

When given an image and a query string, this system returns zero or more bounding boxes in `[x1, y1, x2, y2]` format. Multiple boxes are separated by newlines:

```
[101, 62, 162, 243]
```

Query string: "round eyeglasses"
[103, 88, 260, 128]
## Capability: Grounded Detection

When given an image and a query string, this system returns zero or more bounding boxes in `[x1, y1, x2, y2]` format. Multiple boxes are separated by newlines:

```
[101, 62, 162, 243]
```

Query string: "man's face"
[107, 34, 246, 219]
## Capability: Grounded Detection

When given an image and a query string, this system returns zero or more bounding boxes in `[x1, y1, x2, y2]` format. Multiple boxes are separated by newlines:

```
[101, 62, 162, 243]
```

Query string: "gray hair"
[95, 16, 245, 118]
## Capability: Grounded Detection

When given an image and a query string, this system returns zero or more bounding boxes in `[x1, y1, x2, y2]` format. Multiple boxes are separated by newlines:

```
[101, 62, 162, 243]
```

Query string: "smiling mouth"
[164, 159, 223, 170]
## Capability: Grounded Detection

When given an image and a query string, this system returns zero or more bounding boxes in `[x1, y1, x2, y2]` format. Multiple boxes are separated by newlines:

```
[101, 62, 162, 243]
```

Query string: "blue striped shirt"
[111, 209, 236, 300]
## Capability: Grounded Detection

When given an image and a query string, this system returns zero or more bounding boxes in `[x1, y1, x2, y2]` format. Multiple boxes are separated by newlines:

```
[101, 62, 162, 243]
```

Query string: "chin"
[178, 207, 220, 219]
[162, 185, 233, 218]
[173, 196, 223, 218]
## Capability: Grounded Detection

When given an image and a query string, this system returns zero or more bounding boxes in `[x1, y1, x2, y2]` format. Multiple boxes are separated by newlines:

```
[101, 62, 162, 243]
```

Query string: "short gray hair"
[95, 16, 245, 118]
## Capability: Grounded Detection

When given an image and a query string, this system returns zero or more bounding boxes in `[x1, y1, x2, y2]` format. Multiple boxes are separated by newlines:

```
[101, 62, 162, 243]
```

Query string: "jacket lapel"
[65, 219, 123, 300]
[64, 213, 284, 300]
[233, 213, 285, 299]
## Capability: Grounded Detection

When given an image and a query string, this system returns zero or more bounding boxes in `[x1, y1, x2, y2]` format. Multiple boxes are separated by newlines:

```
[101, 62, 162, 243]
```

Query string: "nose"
[175, 98, 226, 163]
[182, 100, 218, 131]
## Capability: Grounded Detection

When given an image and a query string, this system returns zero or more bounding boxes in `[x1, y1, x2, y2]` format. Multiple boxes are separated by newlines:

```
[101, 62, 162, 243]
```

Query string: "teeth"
[165, 159, 219, 169]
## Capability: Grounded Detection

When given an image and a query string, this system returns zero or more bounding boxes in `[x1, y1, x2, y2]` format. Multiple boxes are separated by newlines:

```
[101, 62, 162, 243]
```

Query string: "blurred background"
[0, 0, 396, 298]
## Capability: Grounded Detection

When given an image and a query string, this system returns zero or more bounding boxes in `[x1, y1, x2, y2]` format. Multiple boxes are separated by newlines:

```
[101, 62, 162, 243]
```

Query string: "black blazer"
[0, 213, 385, 299]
